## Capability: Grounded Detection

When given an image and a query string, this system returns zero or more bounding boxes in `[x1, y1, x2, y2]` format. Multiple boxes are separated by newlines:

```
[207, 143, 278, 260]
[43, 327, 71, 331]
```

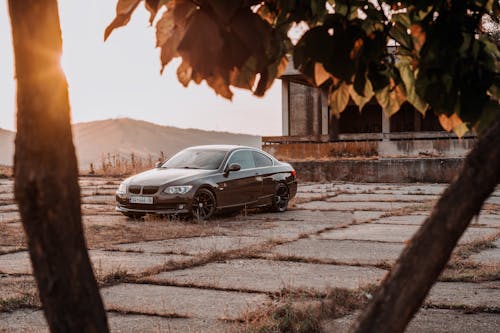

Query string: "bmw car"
[115, 145, 297, 220]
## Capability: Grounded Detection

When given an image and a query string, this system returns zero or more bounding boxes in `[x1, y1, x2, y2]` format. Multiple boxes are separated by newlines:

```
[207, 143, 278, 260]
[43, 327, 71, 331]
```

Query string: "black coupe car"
[115, 145, 297, 220]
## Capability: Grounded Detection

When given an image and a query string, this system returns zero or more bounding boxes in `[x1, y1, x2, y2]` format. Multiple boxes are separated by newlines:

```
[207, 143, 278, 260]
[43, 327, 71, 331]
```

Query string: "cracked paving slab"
[146, 259, 387, 293]
[0, 275, 36, 301]
[102, 283, 270, 320]
[469, 238, 500, 265]
[470, 215, 500, 228]
[264, 239, 405, 265]
[0, 310, 237, 333]
[296, 200, 421, 211]
[316, 224, 499, 244]
[0, 211, 20, 223]
[326, 193, 437, 203]
[112, 235, 267, 255]
[322, 309, 500, 333]
[225, 215, 352, 241]
[374, 215, 428, 225]
[246, 209, 384, 224]
[426, 281, 500, 310]
[0, 250, 192, 276]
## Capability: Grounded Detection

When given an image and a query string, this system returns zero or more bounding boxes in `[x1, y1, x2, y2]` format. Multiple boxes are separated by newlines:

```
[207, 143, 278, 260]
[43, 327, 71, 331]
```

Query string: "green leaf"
[375, 84, 406, 117]
[349, 78, 374, 110]
[389, 23, 412, 51]
[396, 56, 428, 115]
[474, 99, 500, 134]
[329, 82, 350, 117]
[392, 13, 411, 29]
[230, 57, 257, 90]
[489, 81, 500, 101]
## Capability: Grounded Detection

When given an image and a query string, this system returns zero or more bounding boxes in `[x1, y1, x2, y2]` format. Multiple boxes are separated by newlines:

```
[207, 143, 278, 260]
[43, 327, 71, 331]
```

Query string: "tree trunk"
[350, 116, 500, 333]
[8, 1, 109, 332]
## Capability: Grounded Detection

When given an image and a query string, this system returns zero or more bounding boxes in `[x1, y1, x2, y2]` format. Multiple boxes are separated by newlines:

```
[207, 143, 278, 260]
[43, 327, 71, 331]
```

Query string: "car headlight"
[164, 185, 193, 194]
[116, 183, 127, 195]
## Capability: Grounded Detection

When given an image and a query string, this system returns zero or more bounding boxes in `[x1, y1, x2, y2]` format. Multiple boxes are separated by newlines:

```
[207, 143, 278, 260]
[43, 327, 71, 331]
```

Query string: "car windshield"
[161, 149, 226, 170]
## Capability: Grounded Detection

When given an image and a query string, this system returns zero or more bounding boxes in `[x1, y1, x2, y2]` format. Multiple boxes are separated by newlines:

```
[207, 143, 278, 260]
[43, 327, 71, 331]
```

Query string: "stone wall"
[290, 158, 463, 183]
[263, 138, 475, 161]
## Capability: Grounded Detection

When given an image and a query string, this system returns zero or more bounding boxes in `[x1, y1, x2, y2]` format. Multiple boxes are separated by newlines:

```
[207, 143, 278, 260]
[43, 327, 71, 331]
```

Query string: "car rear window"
[253, 151, 273, 167]
[227, 150, 256, 170]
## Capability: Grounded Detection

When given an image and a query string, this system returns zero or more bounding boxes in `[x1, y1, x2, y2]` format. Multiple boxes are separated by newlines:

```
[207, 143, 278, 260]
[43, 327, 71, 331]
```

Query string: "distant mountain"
[0, 118, 261, 169]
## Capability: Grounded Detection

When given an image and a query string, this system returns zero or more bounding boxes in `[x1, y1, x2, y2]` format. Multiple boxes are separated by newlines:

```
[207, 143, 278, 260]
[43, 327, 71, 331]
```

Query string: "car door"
[252, 151, 276, 203]
[217, 150, 261, 207]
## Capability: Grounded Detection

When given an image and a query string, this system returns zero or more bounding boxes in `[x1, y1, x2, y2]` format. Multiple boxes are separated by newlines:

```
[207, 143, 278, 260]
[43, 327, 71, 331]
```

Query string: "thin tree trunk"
[8, 1, 109, 332]
[350, 116, 500, 333]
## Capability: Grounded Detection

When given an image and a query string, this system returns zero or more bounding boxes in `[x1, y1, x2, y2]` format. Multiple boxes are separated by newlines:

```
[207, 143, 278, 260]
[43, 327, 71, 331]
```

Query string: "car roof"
[186, 145, 258, 152]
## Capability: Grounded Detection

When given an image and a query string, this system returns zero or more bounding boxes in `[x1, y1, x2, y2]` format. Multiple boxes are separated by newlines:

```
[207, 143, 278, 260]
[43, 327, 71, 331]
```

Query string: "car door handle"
[255, 176, 263, 182]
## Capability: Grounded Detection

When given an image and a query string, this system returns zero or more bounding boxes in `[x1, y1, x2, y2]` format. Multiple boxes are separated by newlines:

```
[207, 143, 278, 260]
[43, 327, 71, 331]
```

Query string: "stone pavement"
[0, 179, 499, 332]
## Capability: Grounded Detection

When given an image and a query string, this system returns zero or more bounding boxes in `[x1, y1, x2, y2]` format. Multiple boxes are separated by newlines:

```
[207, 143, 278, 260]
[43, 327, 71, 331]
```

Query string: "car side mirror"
[225, 163, 241, 176]
[155, 161, 162, 168]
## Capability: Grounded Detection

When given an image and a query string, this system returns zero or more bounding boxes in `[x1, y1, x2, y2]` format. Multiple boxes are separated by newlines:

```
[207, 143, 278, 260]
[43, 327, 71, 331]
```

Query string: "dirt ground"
[1, 177, 499, 332]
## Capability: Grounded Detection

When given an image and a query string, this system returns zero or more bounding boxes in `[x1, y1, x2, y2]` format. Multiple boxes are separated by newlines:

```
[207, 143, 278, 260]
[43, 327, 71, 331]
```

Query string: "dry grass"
[439, 234, 500, 282]
[0, 294, 39, 312]
[453, 235, 499, 260]
[86, 152, 165, 177]
[83, 217, 224, 249]
[242, 285, 377, 333]
[440, 261, 500, 282]
[98, 268, 131, 287]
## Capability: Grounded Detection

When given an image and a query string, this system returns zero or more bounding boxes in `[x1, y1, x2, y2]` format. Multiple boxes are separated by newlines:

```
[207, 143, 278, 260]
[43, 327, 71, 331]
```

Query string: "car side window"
[253, 151, 273, 168]
[227, 150, 255, 170]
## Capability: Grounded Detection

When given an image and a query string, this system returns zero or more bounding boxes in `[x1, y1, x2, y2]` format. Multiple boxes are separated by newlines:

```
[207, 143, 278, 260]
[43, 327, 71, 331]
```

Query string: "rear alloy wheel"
[191, 188, 216, 221]
[271, 183, 289, 212]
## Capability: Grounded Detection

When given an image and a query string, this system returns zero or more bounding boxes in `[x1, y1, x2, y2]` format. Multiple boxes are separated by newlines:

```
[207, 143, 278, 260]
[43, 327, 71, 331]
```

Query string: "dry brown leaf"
[438, 113, 468, 137]
[315, 62, 331, 86]
[104, 0, 141, 41]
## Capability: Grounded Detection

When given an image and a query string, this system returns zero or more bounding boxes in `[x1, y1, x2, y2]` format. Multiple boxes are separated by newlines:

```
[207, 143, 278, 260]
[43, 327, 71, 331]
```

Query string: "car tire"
[271, 183, 289, 212]
[122, 212, 145, 219]
[191, 188, 216, 221]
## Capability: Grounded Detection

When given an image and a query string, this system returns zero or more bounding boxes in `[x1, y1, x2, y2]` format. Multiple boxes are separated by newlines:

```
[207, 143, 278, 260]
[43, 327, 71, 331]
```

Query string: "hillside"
[0, 118, 261, 169]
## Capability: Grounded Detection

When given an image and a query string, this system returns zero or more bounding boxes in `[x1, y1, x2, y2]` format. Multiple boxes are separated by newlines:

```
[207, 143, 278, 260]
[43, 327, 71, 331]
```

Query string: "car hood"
[127, 168, 213, 186]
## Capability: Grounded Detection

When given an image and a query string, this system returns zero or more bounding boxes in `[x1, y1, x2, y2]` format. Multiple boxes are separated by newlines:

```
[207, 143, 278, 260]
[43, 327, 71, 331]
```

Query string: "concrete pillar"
[321, 89, 329, 136]
[382, 111, 390, 140]
[282, 80, 289, 136]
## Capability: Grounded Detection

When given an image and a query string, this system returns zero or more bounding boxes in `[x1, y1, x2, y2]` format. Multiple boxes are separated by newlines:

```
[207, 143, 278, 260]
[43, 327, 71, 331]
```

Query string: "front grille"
[123, 203, 179, 210]
[142, 186, 159, 195]
[129, 185, 141, 194]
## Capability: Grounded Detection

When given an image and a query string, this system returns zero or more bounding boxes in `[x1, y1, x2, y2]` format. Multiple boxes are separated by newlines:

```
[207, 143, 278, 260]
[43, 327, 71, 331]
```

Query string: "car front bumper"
[115, 193, 193, 215]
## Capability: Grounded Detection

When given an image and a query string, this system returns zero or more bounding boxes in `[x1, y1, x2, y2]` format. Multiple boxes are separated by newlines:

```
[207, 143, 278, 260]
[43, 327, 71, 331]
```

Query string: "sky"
[0, 1, 282, 136]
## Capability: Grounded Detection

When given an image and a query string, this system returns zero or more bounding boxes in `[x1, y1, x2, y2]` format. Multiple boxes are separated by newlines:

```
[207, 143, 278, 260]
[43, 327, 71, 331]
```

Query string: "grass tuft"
[0, 294, 38, 312]
[243, 286, 376, 333]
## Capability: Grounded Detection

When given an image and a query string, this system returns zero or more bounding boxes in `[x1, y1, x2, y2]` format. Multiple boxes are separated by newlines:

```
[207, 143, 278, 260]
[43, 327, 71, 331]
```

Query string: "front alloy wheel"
[191, 188, 216, 221]
[271, 183, 289, 212]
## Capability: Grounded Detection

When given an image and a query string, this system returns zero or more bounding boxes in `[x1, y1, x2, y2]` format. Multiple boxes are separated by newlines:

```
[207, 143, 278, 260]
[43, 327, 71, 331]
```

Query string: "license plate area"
[130, 196, 153, 204]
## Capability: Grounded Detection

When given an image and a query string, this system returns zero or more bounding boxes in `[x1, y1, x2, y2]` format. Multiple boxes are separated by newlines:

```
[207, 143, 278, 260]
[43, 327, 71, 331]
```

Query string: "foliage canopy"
[107, 0, 500, 136]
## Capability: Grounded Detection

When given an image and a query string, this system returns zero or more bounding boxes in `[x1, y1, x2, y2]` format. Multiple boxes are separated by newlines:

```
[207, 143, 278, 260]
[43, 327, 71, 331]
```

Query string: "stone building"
[262, 61, 475, 182]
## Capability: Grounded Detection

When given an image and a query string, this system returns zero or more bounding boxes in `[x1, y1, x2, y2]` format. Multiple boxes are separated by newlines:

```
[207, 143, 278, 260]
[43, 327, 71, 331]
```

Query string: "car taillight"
[291, 169, 297, 177]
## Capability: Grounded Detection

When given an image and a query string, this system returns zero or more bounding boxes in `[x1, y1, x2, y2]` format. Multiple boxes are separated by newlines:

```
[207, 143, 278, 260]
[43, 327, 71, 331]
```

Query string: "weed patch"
[243, 286, 376, 333]
[0, 294, 39, 312]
